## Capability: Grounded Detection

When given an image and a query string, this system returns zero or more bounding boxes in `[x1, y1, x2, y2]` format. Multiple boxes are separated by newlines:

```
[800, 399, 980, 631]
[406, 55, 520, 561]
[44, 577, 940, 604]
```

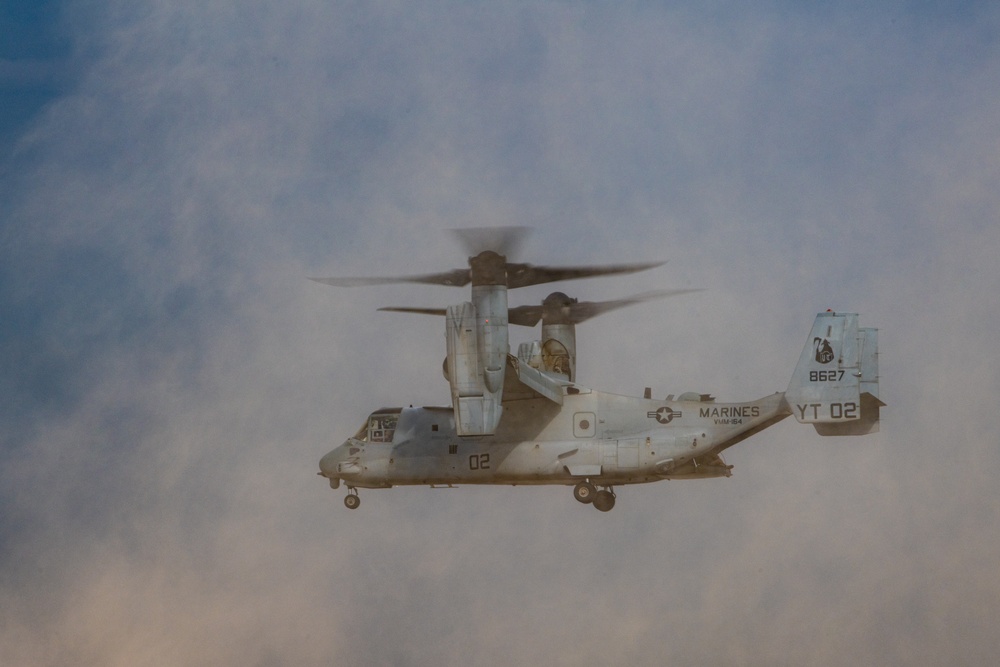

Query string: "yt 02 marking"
[796, 402, 859, 420]
[809, 370, 845, 382]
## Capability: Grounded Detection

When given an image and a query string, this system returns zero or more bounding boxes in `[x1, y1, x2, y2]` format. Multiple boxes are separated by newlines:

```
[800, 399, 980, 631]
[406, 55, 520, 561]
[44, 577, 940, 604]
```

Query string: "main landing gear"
[573, 481, 616, 512]
[344, 488, 360, 509]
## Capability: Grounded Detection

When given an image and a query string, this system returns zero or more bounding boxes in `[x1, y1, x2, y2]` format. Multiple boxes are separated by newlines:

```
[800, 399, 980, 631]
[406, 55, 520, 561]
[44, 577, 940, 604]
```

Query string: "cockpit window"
[351, 410, 402, 443]
[368, 413, 398, 443]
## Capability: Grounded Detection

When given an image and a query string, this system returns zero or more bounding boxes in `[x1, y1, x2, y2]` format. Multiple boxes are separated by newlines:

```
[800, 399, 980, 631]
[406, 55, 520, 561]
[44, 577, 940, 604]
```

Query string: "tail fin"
[785, 311, 884, 435]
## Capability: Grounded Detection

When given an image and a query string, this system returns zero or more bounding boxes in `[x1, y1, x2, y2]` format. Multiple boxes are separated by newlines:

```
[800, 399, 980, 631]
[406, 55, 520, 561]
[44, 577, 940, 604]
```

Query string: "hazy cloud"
[2, 2, 1000, 665]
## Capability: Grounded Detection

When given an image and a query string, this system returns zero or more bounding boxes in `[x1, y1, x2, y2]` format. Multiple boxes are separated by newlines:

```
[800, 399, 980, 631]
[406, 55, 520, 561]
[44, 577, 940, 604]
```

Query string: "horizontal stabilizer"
[813, 391, 885, 435]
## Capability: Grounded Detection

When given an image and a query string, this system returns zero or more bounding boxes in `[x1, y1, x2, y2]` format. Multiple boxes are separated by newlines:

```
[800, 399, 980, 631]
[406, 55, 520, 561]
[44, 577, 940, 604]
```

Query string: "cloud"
[2, 2, 1000, 664]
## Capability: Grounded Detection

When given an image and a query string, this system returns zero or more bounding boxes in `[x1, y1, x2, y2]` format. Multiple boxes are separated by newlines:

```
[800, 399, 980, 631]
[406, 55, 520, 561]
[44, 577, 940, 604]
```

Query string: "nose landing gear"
[344, 488, 360, 509]
[573, 481, 616, 511]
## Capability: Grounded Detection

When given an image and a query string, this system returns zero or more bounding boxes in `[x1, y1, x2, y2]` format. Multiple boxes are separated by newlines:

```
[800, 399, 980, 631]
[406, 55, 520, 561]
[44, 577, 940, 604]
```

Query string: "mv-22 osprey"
[315, 229, 883, 511]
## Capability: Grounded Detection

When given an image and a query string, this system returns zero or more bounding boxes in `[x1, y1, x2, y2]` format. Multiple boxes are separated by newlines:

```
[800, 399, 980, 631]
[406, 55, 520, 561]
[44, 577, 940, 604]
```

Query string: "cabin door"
[617, 439, 639, 469]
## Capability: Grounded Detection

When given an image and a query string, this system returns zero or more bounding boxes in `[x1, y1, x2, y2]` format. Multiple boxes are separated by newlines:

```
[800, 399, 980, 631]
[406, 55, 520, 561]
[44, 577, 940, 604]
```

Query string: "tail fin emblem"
[813, 338, 835, 364]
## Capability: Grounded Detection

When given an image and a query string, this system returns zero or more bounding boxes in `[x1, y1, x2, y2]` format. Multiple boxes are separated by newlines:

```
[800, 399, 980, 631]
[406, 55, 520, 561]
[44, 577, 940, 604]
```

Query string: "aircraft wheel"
[573, 481, 597, 504]
[593, 490, 616, 512]
[344, 493, 361, 510]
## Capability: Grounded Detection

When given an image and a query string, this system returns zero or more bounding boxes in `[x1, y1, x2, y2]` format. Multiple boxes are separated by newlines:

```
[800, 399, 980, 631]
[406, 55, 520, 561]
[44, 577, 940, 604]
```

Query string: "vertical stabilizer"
[785, 311, 884, 435]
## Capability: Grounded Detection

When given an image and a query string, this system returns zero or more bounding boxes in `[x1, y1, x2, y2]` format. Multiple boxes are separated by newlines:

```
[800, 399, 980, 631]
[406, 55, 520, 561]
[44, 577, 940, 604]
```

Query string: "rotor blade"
[380, 303, 546, 326]
[505, 260, 665, 289]
[451, 226, 530, 258]
[377, 306, 448, 316]
[308, 268, 471, 288]
[565, 289, 704, 324]
[381, 304, 542, 324]
[506, 288, 703, 327]
[377, 288, 702, 325]
[507, 305, 544, 327]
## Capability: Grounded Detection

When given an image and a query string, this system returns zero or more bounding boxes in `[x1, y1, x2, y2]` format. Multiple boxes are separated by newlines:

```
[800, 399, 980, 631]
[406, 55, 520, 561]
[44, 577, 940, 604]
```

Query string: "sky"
[2, 1, 1000, 665]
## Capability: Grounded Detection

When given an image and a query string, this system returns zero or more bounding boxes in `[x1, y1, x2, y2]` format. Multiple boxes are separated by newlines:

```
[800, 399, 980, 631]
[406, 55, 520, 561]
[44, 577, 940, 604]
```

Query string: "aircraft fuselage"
[319, 389, 790, 491]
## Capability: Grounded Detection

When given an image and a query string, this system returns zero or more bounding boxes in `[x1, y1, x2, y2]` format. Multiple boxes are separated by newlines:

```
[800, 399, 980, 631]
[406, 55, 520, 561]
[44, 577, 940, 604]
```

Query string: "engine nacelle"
[445, 298, 504, 436]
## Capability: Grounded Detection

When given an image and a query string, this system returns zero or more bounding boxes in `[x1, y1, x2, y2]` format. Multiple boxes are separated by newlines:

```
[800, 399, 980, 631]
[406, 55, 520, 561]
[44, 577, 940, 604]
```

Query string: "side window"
[369, 414, 398, 442]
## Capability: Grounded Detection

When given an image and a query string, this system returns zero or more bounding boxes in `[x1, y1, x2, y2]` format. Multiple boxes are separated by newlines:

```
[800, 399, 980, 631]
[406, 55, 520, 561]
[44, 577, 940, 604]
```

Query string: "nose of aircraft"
[319, 448, 340, 478]
[319, 447, 346, 489]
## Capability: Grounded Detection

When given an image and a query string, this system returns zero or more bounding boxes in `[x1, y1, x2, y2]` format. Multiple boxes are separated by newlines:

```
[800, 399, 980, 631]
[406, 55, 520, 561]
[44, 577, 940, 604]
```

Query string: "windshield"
[352, 420, 369, 441]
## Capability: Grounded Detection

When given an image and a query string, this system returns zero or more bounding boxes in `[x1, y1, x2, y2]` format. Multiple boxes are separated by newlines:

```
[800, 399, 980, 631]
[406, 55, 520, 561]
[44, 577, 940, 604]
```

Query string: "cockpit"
[351, 408, 402, 443]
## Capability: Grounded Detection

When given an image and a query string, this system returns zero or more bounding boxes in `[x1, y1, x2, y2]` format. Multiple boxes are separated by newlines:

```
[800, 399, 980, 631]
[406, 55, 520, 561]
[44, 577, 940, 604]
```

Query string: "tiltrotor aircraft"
[315, 228, 883, 511]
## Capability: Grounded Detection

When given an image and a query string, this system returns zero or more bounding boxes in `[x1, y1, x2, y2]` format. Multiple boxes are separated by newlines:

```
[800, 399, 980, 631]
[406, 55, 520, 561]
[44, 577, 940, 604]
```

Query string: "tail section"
[785, 311, 884, 435]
